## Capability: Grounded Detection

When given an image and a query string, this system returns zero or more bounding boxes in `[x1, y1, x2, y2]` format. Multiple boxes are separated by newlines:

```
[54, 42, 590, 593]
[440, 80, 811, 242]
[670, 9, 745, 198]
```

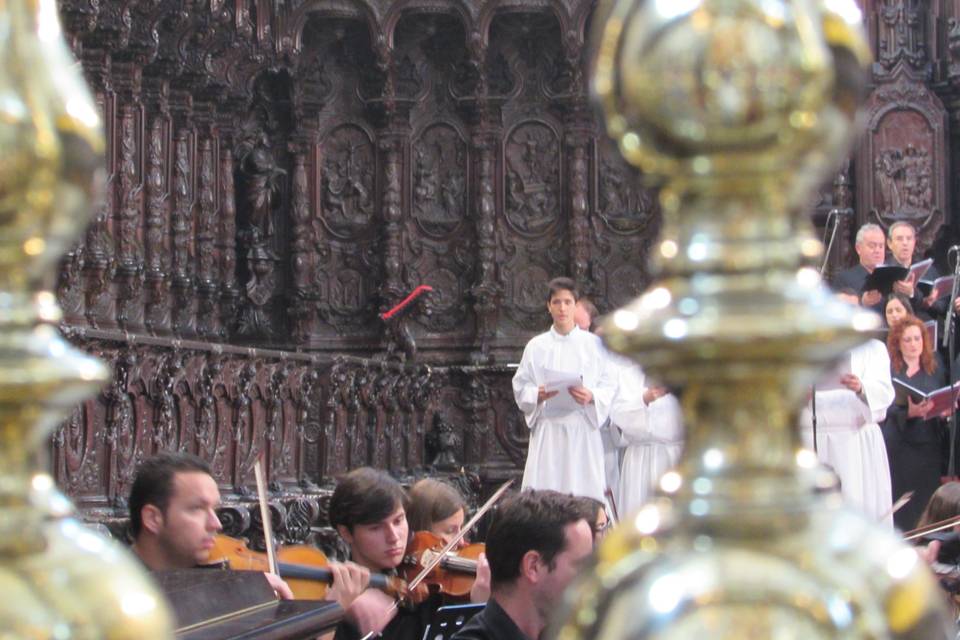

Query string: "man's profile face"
[339, 504, 409, 572]
[155, 471, 222, 568]
[548, 289, 577, 334]
[855, 228, 885, 268]
[573, 302, 592, 331]
[887, 225, 916, 265]
[534, 519, 593, 613]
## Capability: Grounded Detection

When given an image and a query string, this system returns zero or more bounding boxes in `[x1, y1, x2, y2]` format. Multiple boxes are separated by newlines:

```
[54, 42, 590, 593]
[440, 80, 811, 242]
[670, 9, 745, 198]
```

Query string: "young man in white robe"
[513, 278, 615, 503]
[799, 300, 895, 526]
[609, 364, 684, 516]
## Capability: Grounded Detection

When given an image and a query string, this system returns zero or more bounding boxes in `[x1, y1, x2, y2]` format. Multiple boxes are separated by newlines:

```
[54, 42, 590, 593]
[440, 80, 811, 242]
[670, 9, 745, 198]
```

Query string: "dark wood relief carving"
[47, 0, 960, 542]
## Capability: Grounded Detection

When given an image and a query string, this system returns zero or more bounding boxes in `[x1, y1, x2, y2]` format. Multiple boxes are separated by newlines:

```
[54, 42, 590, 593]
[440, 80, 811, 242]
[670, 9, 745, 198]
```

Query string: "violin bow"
[604, 487, 620, 524]
[879, 491, 914, 523]
[253, 455, 279, 576]
[358, 478, 514, 640]
[904, 513, 960, 542]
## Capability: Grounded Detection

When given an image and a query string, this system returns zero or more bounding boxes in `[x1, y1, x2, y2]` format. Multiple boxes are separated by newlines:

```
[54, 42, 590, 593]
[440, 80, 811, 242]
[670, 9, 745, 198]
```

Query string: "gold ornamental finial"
[0, 0, 172, 636]
[552, 1, 953, 638]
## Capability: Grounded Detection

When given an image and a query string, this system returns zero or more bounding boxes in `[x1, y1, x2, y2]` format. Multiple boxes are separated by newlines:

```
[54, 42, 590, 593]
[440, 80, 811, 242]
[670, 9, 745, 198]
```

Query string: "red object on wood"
[381, 285, 433, 320]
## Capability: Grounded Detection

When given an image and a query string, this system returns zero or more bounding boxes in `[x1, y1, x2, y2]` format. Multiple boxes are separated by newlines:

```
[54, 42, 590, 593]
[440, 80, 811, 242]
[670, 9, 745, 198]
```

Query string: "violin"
[206, 534, 409, 601]
[401, 531, 485, 600]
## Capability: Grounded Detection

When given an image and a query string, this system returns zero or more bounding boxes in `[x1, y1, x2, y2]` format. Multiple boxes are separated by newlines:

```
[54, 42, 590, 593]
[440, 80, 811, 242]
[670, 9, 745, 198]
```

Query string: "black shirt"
[451, 598, 530, 640]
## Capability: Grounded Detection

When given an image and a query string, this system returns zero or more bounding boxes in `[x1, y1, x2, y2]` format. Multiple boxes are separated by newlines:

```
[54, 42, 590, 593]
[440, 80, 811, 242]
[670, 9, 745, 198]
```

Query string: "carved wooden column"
[219, 146, 239, 337]
[196, 136, 221, 338]
[144, 112, 172, 336]
[288, 148, 316, 344]
[114, 101, 145, 332]
[171, 128, 197, 336]
[378, 133, 406, 316]
[82, 48, 116, 329]
[558, 31, 593, 288]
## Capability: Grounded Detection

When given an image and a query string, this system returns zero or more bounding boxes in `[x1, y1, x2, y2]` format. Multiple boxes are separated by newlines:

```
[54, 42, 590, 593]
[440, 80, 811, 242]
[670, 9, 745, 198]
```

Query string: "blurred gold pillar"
[0, 0, 172, 636]
[553, 1, 955, 638]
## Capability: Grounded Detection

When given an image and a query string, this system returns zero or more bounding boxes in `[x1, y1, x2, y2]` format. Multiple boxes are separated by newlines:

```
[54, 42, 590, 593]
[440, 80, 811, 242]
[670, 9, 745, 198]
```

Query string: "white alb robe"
[513, 326, 614, 502]
[799, 338, 894, 526]
[610, 363, 684, 517]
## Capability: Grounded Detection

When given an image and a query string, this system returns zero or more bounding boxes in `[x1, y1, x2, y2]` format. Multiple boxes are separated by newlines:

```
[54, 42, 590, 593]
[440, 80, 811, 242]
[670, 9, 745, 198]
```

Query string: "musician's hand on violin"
[469, 552, 491, 604]
[918, 540, 942, 566]
[264, 572, 294, 600]
[326, 561, 370, 610]
[345, 589, 397, 636]
[568, 385, 593, 405]
[537, 385, 558, 403]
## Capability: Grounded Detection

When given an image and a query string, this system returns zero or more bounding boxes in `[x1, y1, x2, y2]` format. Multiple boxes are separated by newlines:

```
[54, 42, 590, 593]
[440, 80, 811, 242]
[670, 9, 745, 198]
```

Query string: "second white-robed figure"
[609, 363, 684, 516]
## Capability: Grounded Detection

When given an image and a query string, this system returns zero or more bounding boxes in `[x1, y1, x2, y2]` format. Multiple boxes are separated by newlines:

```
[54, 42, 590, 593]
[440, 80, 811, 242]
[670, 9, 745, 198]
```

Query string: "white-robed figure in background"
[799, 336, 894, 526]
[610, 363, 684, 516]
[513, 278, 615, 502]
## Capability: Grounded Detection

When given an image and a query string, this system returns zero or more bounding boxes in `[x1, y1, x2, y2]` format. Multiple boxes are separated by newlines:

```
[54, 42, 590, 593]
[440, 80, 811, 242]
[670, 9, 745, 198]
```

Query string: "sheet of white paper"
[817, 357, 852, 392]
[541, 367, 584, 417]
[541, 368, 582, 392]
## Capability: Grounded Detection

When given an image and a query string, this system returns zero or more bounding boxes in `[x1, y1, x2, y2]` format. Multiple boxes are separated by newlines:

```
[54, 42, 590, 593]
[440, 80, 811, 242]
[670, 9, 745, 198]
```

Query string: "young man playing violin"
[329, 466, 428, 640]
[129, 452, 369, 608]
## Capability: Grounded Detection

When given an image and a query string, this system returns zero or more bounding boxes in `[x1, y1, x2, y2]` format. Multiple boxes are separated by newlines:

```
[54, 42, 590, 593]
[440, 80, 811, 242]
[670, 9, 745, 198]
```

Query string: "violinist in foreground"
[330, 467, 430, 640]
[406, 478, 491, 603]
[129, 452, 369, 608]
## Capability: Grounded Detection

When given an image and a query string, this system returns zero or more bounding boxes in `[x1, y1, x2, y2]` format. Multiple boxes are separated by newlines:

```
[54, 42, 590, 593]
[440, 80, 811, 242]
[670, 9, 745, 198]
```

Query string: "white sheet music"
[817, 356, 852, 392]
[541, 368, 583, 416]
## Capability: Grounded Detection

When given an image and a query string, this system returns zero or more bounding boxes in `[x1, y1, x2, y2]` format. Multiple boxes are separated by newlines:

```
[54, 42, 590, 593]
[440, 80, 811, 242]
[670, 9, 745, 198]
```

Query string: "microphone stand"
[812, 384, 818, 454]
[944, 246, 960, 477]
[820, 209, 840, 277]
[812, 210, 840, 457]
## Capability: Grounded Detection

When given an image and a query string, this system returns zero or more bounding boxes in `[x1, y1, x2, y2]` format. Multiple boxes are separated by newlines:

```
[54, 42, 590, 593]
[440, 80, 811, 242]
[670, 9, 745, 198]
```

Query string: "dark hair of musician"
[574, 496, 605, 532]
[129, 452, 212, 538]
[406, 478, 467, 532]
[917, 482, 960, 530]
[329, 467, 407, 532]
[546, 277, 580, 303]
[485, 490, 586, 588]
[887, 314, 936, 374]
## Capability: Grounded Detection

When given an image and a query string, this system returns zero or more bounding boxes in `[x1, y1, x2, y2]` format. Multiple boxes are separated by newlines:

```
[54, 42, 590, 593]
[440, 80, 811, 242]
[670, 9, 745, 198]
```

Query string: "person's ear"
[336, 524, 354, 547]
[519, 549, 542, 583]
[141, 504, 164, 535]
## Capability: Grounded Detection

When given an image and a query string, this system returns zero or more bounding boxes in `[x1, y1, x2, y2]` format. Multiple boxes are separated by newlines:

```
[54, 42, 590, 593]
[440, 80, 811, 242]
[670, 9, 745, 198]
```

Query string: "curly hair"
[887, 314, 935, 374]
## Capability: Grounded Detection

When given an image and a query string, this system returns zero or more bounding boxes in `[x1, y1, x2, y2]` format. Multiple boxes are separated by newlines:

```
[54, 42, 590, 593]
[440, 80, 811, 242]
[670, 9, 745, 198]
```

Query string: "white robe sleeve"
[584, 343, 615, 430]
[610, 365, 651, 440]
[854, 339, 895, 424]
[512, 339, 543, 429]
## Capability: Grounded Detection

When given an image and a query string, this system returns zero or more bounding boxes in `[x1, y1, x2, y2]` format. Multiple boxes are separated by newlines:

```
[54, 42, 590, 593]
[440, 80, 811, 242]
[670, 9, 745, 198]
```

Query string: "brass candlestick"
[553, 1, 953, 638]
[0, 0, 172, 636]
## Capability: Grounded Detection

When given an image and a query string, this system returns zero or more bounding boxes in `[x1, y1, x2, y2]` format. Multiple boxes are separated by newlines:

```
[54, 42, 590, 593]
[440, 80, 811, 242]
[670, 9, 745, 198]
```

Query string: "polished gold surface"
[0, 0, 172, 636]
[553, 0, 953, 638]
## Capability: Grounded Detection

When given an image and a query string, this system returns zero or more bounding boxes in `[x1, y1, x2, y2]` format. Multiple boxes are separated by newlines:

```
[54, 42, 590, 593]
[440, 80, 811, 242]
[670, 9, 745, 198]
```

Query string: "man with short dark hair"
[451, 490, 593, 640]
[512, 278, 615, 503]
[129, 452, 368, 605]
